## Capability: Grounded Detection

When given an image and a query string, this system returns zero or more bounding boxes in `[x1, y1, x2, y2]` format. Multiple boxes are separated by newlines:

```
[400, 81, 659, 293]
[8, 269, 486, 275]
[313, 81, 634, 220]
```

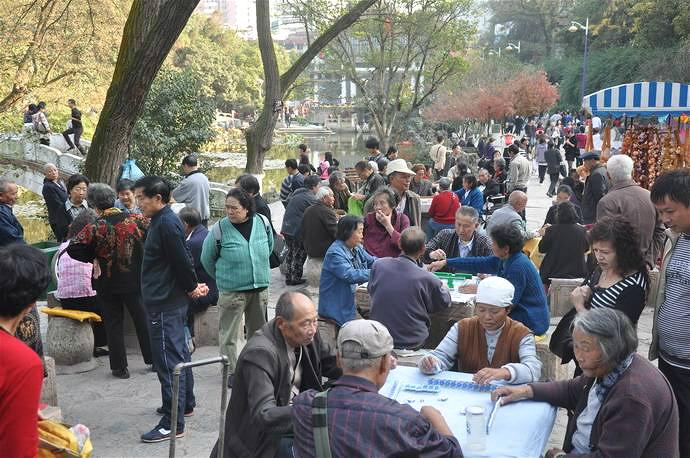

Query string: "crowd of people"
[0, 123, 689, 458]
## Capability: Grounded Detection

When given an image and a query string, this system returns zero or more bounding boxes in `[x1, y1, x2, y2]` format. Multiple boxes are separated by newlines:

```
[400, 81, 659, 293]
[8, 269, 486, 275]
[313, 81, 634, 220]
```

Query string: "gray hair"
[606, 154, 634, 183]
[86, 183, 117, 211]
[67, 208, 97, 239]
[494, 158, 506, 169]
[275, 290, 312, 321]
[329, 171, 346, 187]
[0, 178, 16, 194]
[438, 177, 451, 191]
[315, 185, 333, 201]
[572, 308, 638, 366]
[43, 163, 57, 173]
[400, 227, 426, 255]
[339, 340, 383, 372]
[456, 206, 479, 222]
[371, 188, 397, 209]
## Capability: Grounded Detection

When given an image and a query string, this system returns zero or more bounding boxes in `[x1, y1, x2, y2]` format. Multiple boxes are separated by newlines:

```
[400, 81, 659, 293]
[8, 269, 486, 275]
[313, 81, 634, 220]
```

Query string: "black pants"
[62, 126, 83, 150]
[538, 164, 547, 183]
[659, 358, 690, 457]
[59, 297, 108, 349]
[547, 172, 560, 196]
[98, 292, 152, 371]
[284, 235, 307, 282]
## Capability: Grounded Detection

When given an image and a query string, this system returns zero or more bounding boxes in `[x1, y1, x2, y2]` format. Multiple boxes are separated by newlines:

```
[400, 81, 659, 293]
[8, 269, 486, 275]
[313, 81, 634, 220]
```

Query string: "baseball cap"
[581, 151, 601, 160]
[475, 276, 515, 308]
[338, 319, 394, 359]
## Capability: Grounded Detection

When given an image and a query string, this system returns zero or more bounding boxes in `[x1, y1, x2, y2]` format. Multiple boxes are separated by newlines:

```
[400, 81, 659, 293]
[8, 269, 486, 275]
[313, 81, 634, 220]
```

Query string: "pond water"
[14, 188, 52, 244]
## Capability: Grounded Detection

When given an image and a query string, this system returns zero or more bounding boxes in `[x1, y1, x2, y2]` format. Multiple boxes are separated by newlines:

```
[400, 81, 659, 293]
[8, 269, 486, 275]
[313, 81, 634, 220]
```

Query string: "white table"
[380, 366, 556, 458]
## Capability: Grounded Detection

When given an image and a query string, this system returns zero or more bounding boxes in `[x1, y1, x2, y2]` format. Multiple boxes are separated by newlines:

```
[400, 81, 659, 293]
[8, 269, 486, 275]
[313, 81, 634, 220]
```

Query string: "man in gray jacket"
[172, 154, 210, 226]
[210, 291, 340, 458]
[597, 154, 665, 268]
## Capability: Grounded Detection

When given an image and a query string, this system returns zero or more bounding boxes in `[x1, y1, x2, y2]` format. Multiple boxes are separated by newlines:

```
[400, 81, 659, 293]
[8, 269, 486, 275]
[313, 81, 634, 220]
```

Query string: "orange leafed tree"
[509, 70, 559, 116]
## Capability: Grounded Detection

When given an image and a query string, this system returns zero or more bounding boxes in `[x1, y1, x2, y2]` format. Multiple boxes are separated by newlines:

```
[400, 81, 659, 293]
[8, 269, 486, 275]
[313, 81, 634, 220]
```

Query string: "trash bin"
[31, 241, 59, 299]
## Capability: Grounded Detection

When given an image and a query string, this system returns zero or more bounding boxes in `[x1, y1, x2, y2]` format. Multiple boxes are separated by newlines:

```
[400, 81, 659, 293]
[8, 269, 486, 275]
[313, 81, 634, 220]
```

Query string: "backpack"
[32, 112, 49, 133]
[212, 214, 283, 268]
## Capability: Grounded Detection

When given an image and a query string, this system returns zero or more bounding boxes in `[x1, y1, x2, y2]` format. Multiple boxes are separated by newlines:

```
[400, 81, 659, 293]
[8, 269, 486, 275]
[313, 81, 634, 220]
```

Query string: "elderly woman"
[318, 216, 377, 346]
[201, 187, 273, 374]
[494, 308, 679, 458]
[363, 188, 410, 258]
[56, 209, 108, 356]
[430, 224, 549, 336]
[328, 170, 350, 212]
[539, 201, 589, 286]
[418, 276, 541, 384]
[410, 163, 433, 196]
[456, 174, 484, 215]
[68, 183, 152, 379]
[570, 217, 648, 325]
[426, 177, 460, 239]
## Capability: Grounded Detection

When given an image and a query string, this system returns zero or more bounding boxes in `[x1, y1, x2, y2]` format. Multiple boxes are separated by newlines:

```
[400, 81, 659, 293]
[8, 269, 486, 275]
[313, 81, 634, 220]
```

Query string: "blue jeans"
[426, 219, 454, 240]
[148, 306, 195, 432]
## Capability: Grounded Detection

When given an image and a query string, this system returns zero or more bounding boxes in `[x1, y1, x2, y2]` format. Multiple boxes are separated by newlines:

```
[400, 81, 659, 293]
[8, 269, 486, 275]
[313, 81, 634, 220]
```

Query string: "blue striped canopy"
[582, 82, 690, 117]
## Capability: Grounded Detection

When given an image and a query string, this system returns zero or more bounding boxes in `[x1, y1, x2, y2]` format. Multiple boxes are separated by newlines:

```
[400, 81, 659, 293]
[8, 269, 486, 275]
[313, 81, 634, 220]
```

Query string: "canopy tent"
[582, 81, 690, 118]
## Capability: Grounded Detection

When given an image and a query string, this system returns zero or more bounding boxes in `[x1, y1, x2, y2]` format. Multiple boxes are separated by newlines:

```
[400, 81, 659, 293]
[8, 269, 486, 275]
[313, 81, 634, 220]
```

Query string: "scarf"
[594, 353, 634, 402]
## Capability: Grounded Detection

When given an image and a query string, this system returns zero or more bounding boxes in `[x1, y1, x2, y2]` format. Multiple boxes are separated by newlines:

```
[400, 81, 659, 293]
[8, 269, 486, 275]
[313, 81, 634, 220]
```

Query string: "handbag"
[549, 307, 577, 364]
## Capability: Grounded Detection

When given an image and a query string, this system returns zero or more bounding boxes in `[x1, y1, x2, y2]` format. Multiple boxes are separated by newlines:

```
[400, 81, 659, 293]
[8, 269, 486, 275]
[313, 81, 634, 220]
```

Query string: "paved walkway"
[43, 171, 655, 457]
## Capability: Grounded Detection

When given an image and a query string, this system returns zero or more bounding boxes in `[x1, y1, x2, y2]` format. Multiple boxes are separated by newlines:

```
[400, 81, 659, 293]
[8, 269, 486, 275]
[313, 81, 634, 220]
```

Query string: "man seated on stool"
[418, 276, 541, 384]
[422, 207, 492, 272]
[369, 227, 452, 350]
[291, 319, 463, 457]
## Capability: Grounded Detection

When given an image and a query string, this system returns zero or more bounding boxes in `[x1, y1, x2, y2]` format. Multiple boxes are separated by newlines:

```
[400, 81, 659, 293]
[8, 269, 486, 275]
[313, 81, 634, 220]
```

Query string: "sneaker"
[156, 406, 194, 417]
[93, 347, 109, 357]
[140, 426, 184, 443]
[112, 368, 130, 379]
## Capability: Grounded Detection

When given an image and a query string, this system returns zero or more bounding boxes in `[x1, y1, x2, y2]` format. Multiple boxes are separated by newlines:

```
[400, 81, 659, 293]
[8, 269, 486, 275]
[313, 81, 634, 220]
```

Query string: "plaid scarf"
[594, 353, 634, 402]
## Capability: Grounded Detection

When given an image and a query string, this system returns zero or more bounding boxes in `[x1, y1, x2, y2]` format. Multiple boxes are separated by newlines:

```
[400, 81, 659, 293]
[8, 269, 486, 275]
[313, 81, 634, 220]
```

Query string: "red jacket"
[428, 191, 459, 224]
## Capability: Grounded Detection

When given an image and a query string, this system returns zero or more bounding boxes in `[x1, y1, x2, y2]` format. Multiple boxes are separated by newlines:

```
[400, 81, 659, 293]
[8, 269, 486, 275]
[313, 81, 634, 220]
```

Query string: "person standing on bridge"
[41, 163, 68, 242]
[62, 99, 85, 154]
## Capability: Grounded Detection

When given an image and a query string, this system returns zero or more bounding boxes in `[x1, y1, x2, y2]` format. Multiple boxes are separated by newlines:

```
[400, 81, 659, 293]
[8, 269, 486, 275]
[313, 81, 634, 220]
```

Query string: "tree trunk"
[84, 0, 200, 185]
[244, 0, 376, 174]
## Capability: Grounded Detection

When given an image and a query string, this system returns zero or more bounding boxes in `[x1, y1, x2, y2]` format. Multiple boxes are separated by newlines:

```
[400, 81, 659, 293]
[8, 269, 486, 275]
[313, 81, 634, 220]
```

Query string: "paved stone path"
[42, 170, 656, 457]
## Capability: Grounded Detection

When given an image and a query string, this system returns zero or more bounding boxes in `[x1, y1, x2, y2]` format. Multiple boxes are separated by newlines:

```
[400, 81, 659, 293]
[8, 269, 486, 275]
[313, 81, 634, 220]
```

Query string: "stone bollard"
[40, 356, 58, 406]
[193, 305, 220, 347]
[304, 257, 323, 295]
[535, 324, 573, 382]
[547, 278, 583, 318]
[46, 316, 97, 374]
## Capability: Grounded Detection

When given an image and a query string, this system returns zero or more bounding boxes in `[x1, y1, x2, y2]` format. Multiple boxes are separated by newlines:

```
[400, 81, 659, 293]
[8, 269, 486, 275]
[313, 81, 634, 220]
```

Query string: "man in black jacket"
[211, 291, 340, 458]
[41, 163, 68, 241]
[580, 151, 609, 224]
[478, 168, 501, 202]
[134, 176, 208, 444]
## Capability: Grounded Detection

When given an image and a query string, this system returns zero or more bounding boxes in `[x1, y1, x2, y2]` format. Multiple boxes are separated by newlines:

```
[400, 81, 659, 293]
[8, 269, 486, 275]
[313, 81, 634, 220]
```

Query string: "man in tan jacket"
[429, 134, 447, 180]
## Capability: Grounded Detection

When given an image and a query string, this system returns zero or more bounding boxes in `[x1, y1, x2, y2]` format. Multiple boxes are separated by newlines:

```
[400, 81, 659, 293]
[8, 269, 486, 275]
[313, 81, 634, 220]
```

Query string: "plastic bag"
[347, 196, 364, 216]
[120, 159, 144, 181]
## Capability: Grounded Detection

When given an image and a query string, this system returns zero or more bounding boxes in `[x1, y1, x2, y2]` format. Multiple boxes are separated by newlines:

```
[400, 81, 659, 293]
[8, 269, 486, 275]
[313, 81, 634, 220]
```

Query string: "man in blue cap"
[580, 151, 609, 224]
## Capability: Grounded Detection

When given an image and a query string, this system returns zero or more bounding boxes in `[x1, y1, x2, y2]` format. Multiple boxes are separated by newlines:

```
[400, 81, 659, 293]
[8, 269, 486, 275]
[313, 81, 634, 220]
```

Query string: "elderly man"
[506, 144, 531, 193]
[580, 151, 609, 224]
[486, 190, 536, 241]
[650, 170, 690, 456]
[171, 154, 210, 226]
[41, 163, 69, 241]
[211, 291, 340, 458]
[423, 207, 492, 271]
[494, 157, 507, 184]
[0, 179, 23, 246]
[328, 170, 350, 211]
[351, 160, 386, 204]
[478, 167, 500, 201]
[292, 320, 463, 457]
[369, 227, 451, 350]
[282, 175, 322, 285]
[371, 158, 421, 227]
[301, 186, 338, 287]
[597, 154, 664, 268]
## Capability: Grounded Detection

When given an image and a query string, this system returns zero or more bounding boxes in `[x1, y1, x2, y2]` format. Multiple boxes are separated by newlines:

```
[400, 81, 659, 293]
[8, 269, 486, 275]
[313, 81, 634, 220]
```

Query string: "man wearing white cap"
[291, 319, 463, 457]
[418, 276, 541, 385]
[366, 158, 422, 227]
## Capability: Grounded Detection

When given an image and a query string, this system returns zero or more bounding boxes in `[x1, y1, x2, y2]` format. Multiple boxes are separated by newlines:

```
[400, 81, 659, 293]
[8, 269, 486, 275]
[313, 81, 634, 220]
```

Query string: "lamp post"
[569, 18, 589, 105]
[505, 41, 521, 53]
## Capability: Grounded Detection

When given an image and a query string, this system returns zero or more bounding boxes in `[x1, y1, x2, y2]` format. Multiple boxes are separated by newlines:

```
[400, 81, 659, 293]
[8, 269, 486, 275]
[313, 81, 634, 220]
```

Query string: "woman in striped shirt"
[571, 217, 649, 326]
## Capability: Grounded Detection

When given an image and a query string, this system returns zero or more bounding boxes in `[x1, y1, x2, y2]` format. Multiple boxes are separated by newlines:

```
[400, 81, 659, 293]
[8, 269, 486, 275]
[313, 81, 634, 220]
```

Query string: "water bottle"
[465, 405, 487, 451]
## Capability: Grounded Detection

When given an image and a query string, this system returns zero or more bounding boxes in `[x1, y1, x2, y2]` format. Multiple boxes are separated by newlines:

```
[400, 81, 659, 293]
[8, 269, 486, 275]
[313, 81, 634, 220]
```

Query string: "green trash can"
[31, 241, 60, 299]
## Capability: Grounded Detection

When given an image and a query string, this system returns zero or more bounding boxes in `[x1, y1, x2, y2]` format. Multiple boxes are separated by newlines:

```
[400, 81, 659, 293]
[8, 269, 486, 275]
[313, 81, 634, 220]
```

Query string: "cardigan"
[363, 210, 409, 258]
[0, 203, 23, 246]
[445, 252, 550, 335]
[428, 191, 460, 224]
[301, 202, 337, 258]
[531, 354, 678, 457]
[456, 187, 484, 215]
[201, 215, 273, 292]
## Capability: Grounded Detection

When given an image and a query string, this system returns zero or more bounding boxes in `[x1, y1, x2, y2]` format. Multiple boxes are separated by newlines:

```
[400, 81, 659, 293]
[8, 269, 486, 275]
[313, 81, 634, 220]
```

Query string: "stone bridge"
[0, 134, 229, 214]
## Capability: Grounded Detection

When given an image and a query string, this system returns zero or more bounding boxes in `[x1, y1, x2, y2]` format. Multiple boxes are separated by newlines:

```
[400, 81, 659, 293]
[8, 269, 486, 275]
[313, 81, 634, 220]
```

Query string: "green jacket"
[201, 214, 273, 292]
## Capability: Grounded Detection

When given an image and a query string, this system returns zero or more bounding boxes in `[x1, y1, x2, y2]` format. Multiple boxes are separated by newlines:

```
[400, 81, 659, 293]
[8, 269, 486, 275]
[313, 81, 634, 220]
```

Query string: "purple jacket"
[363, 210, 409, 258]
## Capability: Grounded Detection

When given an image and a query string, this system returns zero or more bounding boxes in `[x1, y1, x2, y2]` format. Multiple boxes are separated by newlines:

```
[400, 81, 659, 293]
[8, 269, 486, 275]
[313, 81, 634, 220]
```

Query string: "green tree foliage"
[130, 67, 215, 177]
[170, 14, 293, 114]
